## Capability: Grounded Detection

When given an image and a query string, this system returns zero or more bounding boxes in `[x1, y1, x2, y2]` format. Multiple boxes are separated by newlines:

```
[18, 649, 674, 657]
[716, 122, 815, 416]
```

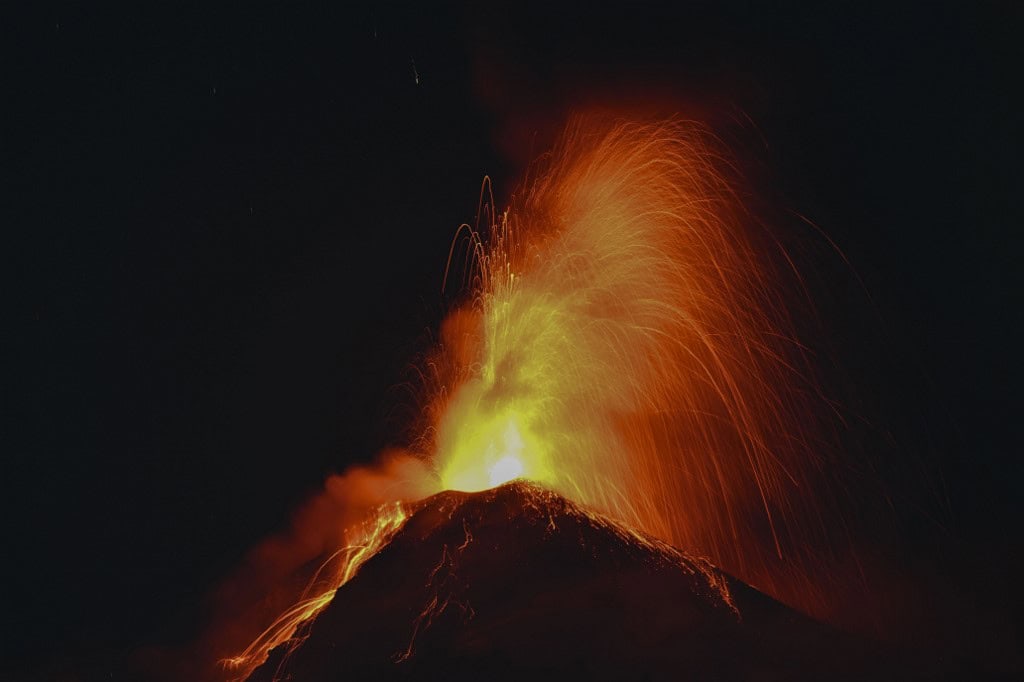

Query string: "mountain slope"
[247, 482, 922, 681]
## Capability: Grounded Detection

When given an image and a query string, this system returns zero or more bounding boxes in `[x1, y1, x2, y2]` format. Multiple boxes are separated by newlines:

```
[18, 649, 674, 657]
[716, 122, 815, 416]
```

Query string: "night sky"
[7, 1, 1022, 677]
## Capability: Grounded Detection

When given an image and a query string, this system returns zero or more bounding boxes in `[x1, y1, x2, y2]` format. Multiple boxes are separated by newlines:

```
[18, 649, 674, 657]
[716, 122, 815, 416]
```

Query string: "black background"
[6, 1, 1022, 677]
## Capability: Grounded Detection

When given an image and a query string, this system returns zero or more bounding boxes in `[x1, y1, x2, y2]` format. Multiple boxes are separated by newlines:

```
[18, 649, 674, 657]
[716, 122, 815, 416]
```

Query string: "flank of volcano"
[245, 482, 917, 682]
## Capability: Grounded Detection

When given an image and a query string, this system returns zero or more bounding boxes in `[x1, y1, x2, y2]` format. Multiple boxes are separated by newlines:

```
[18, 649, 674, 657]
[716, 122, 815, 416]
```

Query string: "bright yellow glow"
[439, 414, 552, 492]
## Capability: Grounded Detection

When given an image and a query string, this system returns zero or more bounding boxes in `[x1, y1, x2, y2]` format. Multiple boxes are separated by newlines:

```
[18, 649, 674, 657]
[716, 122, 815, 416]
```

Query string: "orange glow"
[229, 116, 843, 679]
[223, 502, 408, 681]
[428, 117, 837, 617]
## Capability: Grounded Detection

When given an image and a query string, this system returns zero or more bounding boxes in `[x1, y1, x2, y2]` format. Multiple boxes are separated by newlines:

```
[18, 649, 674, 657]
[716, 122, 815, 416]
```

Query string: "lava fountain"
[428, 117, 840, 605]
[225, 116, 849, 679]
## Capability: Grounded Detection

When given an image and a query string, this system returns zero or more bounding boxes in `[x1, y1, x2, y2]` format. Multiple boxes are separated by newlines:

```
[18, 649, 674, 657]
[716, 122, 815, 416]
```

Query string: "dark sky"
[7, 1, 1022, 677]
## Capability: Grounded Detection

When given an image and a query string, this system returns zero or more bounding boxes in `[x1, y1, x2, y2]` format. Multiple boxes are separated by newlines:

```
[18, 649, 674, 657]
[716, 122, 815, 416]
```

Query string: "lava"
[223, 503, 410, 680]
[226, 116, 847, 679]
[428, 117, 840, 613]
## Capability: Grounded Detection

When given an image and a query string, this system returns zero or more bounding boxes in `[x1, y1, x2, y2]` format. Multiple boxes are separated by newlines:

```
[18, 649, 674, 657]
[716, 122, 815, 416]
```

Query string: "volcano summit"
[245, 482, 922, 681]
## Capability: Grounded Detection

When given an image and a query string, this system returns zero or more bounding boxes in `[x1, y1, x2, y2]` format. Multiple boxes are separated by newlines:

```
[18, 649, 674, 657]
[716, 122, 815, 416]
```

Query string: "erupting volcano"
[245, 482, 918, 681]
[216, 117, 886, 680]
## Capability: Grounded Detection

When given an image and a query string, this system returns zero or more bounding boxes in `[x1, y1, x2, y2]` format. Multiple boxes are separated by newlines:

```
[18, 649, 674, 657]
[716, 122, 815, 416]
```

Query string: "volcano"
[245, 482, 930, 681]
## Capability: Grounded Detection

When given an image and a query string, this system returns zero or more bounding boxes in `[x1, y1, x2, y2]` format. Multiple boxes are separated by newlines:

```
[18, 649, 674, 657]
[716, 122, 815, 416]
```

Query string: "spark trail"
[429, 117, 840, 617]
[228, 116, 847, 678]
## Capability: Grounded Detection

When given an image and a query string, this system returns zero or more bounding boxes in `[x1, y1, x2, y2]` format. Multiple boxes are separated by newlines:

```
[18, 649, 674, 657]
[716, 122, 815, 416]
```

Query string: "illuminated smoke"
[429, 116, 842, 616]
[225, 116, 850, 678]
[208, 452, 436, 681]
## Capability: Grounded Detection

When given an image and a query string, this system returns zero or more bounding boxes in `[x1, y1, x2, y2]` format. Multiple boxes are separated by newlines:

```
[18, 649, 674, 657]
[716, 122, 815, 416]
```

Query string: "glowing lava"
[228, 116, 845, 680]
[224, 503, 409, 680]
[427, 117, 839, 620]
[440, 416, 543, 492]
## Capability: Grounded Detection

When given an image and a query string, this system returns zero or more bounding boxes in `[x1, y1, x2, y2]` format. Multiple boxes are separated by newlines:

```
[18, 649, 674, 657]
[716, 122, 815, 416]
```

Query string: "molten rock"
[246, 482, 915, 681]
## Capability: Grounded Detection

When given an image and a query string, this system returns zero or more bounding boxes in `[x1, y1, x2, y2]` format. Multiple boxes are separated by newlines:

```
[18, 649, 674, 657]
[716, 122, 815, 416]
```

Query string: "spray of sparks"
[430, 118, 832, 594]
[227, 117, 839, 679]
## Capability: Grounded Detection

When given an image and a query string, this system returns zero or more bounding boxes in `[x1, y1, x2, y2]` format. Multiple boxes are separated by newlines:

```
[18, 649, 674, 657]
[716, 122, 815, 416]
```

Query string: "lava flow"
[222, 116, 849, 680]
[223, 503, 409, 679]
